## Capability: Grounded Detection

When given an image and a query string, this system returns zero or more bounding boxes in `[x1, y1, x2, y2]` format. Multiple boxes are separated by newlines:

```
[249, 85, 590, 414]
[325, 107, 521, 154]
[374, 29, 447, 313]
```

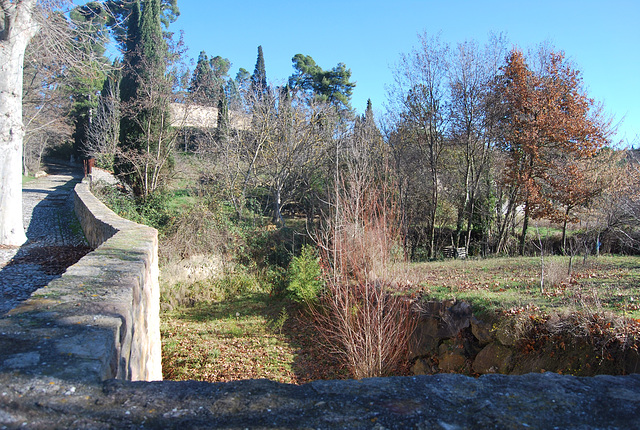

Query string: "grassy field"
[161, 254, 640, 383]
[400, 255, 640, 321]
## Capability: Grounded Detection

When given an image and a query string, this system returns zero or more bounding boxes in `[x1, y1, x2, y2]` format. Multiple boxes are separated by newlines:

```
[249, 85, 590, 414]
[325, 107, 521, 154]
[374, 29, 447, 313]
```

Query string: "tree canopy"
[495, 48, 610, 253]
[288, 54, 355, 111]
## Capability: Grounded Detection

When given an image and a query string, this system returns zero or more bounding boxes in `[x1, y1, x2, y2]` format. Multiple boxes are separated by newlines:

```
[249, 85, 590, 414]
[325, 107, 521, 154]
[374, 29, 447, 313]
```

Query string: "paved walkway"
[0, 162, 90, 315]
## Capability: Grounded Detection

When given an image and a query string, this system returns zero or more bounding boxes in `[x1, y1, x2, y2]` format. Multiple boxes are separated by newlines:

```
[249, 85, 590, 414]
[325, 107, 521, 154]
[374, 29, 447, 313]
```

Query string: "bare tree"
[235, 86, 334, 225]
[85, 67, 121, 170]
[448, 34, 507, 251]
[21, 34, 74, 174]
[312, 129, 416, 379]
[388, 32, 450, 258]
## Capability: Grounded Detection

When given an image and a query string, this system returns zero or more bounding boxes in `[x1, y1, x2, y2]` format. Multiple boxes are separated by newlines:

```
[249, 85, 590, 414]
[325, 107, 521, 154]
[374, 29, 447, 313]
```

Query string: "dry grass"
[161, 296, 347, 384]
[392, 255, 640, 319]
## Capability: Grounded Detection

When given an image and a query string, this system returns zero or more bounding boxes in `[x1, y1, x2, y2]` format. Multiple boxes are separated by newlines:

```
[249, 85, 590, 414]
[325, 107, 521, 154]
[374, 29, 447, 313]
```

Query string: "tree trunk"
[561, 206, 570, 253]
[496, 188, 518, 255]
[0, 0, 39, 245]
[428, 175, 438, 259]
[519, 202, 530, 256]
[273, 185, 284, 227]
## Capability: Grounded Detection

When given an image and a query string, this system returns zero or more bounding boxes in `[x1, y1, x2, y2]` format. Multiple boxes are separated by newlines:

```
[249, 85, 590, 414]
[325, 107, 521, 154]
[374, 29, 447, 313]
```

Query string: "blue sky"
[171, 0, 639, 145]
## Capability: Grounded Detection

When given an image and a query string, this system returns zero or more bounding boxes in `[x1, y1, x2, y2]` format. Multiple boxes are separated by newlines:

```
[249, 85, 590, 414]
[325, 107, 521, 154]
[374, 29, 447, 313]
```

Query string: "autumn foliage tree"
[494, 48, 610, 254]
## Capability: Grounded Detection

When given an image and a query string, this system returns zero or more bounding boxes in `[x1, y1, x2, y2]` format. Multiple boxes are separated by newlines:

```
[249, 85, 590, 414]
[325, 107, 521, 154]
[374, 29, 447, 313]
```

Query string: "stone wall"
[2, 182, 640, 428]
[0, 179, 161, 383]
[409, 299, 640, 376]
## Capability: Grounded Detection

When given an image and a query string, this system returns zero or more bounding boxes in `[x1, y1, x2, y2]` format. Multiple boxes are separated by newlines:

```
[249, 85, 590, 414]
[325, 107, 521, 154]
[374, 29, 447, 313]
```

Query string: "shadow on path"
[0, 160, 92, 315]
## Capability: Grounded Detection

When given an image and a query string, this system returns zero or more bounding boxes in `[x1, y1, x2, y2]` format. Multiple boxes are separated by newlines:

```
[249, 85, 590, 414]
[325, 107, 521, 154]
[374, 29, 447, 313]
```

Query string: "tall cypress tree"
[251, 45, 267, 96]
[189, 50, 216, 105]
[216, 88, 229, 141]
[119, 0, 140, 106]
[118, 0, 170, 196]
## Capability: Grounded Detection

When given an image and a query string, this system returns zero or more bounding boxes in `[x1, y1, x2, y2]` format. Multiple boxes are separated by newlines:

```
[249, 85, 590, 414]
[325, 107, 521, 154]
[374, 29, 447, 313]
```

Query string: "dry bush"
[160, 254, 223, 292]
[313, 162, 417, 378]
[160, 201, 236, 263]
[545, 310, 640, 360]
[322, 178, 401, 285]
[313, 281, 416, 379]
[544, 259, 569, 288]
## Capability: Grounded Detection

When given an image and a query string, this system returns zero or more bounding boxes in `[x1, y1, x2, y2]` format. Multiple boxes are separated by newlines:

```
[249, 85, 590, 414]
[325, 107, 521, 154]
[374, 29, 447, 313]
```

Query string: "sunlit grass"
[400, 255, 640, 320]
[161, 295, 300, 383]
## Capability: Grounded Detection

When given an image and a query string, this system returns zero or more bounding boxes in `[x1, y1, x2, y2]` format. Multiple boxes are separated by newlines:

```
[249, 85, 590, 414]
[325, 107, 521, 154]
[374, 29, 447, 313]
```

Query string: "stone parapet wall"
[0, 180, 161, 383]
[1, 371, 639, 428]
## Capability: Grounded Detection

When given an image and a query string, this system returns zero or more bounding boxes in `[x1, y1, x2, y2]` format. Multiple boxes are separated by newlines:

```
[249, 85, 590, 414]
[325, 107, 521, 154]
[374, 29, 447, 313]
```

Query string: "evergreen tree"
[226, 68, 250, 111]
[288, 54, 355, 111]
[365, 99, 374, 122]
[216, 88, 229, 141]
[68, 2, 110, 160]
[118, 0, 171, 196]
[119, 1, 141, 106]
[105, 0, 179, 51]
[251, 45, 268, 96]
[210, 55, 231, 81]
[189, 50, 216, 105]
[236, 68, 251, 86]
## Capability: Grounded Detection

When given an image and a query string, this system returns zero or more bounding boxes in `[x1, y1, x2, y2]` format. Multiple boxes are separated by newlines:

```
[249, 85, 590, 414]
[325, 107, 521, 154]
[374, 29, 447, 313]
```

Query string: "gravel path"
[0, 162, 91, 315]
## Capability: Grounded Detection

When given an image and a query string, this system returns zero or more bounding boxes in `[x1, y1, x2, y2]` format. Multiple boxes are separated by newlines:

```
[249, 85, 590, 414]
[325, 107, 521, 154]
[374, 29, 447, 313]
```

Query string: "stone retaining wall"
[409, 300, 640, 376]
[0, 179, 161, 383]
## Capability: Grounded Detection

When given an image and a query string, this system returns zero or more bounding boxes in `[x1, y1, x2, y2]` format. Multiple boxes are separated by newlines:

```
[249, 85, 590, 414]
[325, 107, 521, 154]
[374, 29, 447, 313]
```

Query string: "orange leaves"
[496, 47, 610, 225]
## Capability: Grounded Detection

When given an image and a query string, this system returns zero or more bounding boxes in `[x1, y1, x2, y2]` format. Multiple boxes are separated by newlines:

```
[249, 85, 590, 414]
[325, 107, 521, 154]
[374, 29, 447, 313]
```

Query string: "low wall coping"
[0, 180, 161, 383]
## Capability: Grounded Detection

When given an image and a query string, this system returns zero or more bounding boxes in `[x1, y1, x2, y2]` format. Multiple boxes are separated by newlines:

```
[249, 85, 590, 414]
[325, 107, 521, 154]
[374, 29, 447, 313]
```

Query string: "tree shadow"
[0, 161, 91, 315]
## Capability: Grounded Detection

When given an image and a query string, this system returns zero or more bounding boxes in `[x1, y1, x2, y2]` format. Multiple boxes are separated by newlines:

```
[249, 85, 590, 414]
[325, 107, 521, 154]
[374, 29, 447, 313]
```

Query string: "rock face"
[1, 372, 639, 429]
[409, 299, 640, 376]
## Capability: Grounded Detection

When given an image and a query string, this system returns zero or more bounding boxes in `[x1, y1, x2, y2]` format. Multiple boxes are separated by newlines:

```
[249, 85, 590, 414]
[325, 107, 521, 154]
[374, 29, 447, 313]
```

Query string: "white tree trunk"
[0, 0, 39, 245]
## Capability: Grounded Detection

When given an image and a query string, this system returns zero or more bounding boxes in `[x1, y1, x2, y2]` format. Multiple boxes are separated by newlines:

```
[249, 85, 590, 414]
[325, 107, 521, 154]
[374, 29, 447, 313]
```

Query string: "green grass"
[161, 294, 343, 384]
[402, 255, 640, 320]
[164, 189, 198, 212]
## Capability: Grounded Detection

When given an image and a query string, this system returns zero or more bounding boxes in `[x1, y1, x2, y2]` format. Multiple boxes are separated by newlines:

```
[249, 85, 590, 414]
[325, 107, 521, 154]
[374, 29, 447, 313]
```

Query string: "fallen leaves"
[160, 300, 346, 385]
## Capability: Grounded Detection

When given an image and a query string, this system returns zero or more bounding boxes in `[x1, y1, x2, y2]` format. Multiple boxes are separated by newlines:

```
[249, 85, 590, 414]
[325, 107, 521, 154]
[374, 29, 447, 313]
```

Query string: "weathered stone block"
[473, 342, 514, 374]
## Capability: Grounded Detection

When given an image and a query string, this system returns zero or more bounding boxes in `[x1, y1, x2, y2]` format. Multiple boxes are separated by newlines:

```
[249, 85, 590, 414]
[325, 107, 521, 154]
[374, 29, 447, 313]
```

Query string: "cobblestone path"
[0, 162, 91, 315]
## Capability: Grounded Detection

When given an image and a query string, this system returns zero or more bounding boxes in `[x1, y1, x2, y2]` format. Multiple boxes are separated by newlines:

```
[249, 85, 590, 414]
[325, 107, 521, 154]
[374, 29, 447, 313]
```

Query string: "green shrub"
[286, 245, 325, 305]
[92, 183, 175, 232]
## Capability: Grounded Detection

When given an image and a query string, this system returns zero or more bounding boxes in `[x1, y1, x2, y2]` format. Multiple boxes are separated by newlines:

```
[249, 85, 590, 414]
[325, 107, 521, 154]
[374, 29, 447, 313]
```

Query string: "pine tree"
[251, 45, 268, 96]
[288, 53, 355, 110]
